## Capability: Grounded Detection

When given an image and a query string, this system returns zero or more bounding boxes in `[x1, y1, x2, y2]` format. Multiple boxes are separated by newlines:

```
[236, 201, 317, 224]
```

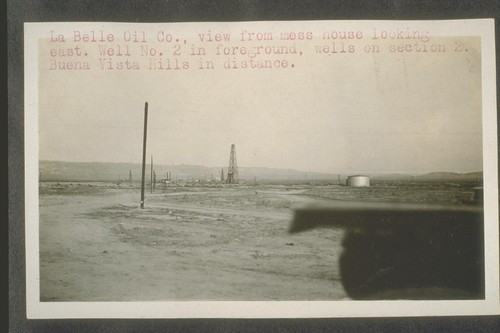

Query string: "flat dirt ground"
[38, 182, 477, 301]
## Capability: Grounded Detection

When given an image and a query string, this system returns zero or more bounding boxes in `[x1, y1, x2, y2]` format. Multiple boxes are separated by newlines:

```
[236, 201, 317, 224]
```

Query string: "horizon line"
[38, 159, 483, 177]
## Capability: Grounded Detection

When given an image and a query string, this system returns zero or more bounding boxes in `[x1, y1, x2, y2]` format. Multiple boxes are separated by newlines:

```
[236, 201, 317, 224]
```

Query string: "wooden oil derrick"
[226, 144, 239, 184]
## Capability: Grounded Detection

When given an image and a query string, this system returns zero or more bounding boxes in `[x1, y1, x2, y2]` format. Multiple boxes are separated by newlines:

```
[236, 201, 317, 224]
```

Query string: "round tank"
[346, 175, 370, 187]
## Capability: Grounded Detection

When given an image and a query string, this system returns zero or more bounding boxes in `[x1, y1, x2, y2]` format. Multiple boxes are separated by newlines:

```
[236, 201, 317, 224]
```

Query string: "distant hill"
[414, 171, 483, 182]
[369, 172, 482, 183]
[38, 160, 337, 182]
[369, 173, 415, 182]
[38, 161, 483, 183]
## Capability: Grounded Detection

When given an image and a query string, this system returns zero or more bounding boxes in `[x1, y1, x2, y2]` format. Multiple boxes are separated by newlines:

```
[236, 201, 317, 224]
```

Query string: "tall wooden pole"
[140, 102, 148, 209]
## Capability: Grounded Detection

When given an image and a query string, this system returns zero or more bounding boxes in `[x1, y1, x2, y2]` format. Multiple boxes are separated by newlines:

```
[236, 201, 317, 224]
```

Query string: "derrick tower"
[226, 144, 239, 184]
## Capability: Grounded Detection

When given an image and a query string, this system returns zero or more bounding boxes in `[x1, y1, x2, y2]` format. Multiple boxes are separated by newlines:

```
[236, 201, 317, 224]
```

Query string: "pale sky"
[38, 31, 483, 174]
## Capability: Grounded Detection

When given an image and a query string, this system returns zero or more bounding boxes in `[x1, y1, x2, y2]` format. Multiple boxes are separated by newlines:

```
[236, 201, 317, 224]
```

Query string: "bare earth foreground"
[39, 182, 476, 301]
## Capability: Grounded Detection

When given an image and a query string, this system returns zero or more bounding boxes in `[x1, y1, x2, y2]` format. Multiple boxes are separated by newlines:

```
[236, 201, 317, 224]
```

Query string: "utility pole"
[140, 102, 148, 209]
[151, 155, 154, 193]
[153, 170, 156, 191]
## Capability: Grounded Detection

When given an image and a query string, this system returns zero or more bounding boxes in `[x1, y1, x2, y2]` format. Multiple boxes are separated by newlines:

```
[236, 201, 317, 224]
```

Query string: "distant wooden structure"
[226, 144, 239, 184]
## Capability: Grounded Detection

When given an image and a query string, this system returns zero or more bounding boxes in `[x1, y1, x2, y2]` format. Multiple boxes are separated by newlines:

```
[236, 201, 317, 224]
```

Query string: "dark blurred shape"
[290, 199, 484, 300]
[472, 187, 484, 203]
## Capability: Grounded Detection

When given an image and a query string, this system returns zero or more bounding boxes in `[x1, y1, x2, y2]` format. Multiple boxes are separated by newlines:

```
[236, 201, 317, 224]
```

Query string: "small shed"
[346, 175, 370, 187]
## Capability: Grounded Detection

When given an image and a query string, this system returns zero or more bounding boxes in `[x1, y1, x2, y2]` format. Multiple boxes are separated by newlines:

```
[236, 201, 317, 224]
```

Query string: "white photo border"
[25, 19, 499, 319]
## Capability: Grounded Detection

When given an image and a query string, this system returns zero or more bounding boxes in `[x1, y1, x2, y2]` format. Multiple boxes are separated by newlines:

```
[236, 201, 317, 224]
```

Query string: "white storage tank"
[346, 175, 370, 187]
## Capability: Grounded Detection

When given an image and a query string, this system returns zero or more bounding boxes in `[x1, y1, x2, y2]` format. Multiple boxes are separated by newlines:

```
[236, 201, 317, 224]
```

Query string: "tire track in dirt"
[146, 201, 293, 220]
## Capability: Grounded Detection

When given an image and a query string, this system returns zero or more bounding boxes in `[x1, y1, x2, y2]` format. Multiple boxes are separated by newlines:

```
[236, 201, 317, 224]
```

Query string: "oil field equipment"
[226, 144, 239, 184]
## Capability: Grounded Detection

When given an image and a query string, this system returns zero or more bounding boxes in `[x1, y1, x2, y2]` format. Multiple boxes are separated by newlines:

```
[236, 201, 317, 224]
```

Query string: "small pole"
[153, 170, 156, 191]
[151, 155, 154, 193]
[140, 102, 148, 208]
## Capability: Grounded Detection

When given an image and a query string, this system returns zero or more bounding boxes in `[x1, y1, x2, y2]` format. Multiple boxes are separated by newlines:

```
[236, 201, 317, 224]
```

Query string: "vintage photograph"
[24, 20, 498, 318]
